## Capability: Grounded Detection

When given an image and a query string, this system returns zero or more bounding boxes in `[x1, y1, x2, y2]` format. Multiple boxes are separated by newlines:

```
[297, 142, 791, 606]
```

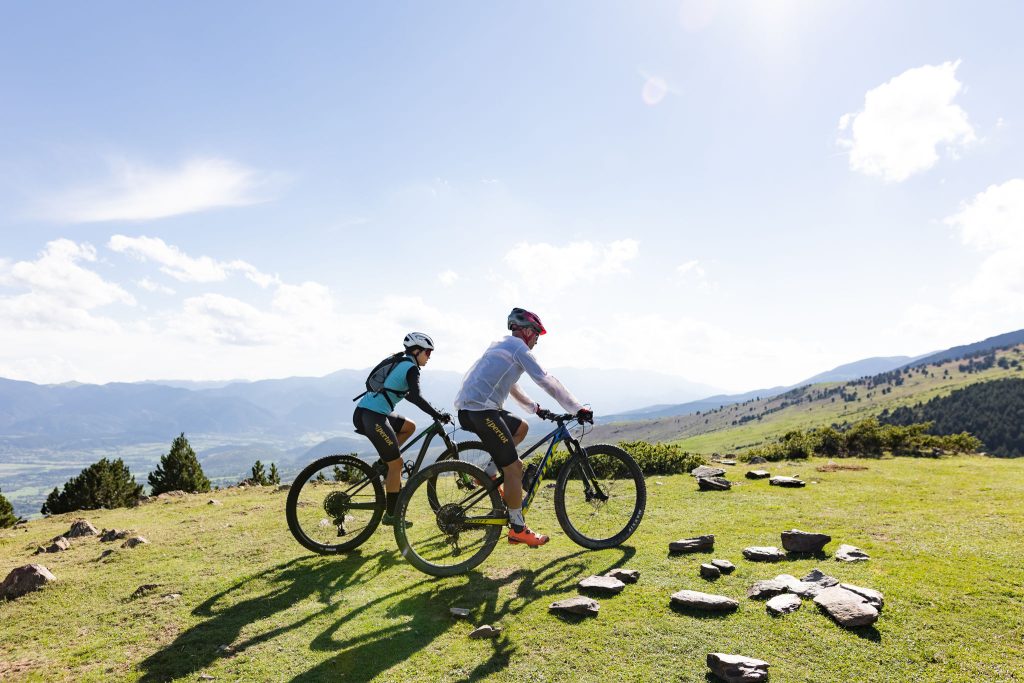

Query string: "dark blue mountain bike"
[393, 411, 646, 576]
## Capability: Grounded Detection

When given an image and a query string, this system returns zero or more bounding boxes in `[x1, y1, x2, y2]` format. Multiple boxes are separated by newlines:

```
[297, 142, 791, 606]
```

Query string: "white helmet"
[403, 332, 435, 350]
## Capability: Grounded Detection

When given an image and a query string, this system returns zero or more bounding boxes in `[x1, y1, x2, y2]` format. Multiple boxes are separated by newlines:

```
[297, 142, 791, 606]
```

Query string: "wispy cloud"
[438, 269, 459, 286]
[676, 259, 715, 290]
[504, 239, 640, 292]
[108, 235, 280, 287]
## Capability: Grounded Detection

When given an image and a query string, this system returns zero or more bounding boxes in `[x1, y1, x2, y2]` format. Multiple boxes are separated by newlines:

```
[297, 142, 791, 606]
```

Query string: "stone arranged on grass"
[720, 459, 737, 466]
[604, 568, 640, 583]
[840, 583, 884, 611]
[769, 476, 805, 488]
[786, 569, 839, 599]
[745, 470, 770, 480]
[549, 596, 600, 616]
[208, 499, 222, 506]
[700, 563, 722, 580]
[131, 584, 160, 599]
[100, 529, 132, 543]
[0, 564, 57, 600]
[746, 578, 792, 600]
[670, 535, 715, 553]
[742, 546, 786, 562]
[711, 559, 736, 574]
[578, 575, 626, 594]
[450, 607, 471, 619]
[706, 653, 769, 682]
[781, 529, 832, 554]
[691, 465, 727, 478]
[65, 519, 99, 538]
[766, 593, 802, 616]
[35, 537, 71, 555]
[122, 536, 150, 549]
[814, 586, 879, 627]
[698, 476, 732, 491]
[835, 544, 870, 562]
[748, 456, 768, 464]
[670, 590, 739, 613]
[469, 624, 502, 639]
[98, 549, 115, 561]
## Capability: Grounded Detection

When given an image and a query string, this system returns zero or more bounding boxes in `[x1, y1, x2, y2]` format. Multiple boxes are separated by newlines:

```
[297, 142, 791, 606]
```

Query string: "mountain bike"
[393, 411, 647, 576]
[285, 419, 489, 554]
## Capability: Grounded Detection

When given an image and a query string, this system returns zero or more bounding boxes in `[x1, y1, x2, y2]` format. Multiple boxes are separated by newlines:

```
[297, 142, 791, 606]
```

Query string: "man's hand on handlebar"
[536, 407, 555, 420]
[576, 408, 594, 424]
[437, 412, 453, 424]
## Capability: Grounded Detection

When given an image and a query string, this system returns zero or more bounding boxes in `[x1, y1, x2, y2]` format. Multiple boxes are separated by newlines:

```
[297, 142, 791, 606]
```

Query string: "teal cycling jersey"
[357, 357, 417, 414]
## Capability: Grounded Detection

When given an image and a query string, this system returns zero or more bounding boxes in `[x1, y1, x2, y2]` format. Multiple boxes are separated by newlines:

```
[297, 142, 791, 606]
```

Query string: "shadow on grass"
[668, 603, 737, 620]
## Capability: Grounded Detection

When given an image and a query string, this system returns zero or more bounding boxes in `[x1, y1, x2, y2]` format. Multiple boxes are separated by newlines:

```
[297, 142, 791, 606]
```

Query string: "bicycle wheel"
[426, 440, 491, 511]
[554, 443, 646, 550]
[394, 460, 505, 577]
[286, 454, 385, 554]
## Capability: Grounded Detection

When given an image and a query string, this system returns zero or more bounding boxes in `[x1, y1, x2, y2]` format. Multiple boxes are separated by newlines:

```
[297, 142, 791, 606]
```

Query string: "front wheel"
[554, 444, 646, 550]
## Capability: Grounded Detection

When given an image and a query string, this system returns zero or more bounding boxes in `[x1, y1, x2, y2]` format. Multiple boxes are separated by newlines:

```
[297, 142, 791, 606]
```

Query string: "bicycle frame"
[397, 420, 458, 477]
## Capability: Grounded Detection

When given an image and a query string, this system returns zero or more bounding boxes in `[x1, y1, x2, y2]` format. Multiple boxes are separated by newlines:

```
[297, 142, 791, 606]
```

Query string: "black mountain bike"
[285, 419, 489, 554]
[393, 411, 647, 576]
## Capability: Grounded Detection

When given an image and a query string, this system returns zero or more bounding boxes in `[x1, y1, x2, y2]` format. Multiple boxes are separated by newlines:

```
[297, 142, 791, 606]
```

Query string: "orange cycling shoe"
[508, 526, 549, 547]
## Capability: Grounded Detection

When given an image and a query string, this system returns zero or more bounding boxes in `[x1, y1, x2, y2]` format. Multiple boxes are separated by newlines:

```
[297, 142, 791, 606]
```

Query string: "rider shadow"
[292, 546, 635, 683]
[135, 549, 392, 683]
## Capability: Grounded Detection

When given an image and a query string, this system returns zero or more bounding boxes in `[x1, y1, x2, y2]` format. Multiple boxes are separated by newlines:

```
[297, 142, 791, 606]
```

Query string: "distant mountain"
[903, 329, 1024, 369]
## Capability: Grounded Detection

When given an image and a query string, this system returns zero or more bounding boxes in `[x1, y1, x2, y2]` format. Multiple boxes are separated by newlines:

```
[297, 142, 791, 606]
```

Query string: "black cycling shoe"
[381, 513, 413, 529]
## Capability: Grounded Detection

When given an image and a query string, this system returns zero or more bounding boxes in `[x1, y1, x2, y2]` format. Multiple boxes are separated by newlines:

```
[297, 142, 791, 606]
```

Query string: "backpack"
[353, 352, 409, 409]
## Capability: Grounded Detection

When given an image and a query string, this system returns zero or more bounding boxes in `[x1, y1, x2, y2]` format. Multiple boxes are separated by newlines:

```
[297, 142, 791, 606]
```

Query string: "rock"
[199, 675, 216, 681]
[98, 549, 115, 561]
[578, 575, 626, 594]
[207, 499, 222, 506]
[802, 568, 838, 584]
[698, 476, 732, 491]
[691, 465, 727, 478]
[122, 535, 150, 549]
[162, 593, 182, 602]
[742, 546, 786, 562]
[835, 544, 870, 562]
[35, 537, 71, 554]
[707, 653, 770, 682]
[65, 519, 99, 538]
[814, 586, 879, 627]
[780, 529, 832, 554]
[766, 593, 802, 616]
[710, 559, 736, 574]
[840, 583, 884, 611]
[100, 529, 132, 542]
[217, 645, 236, 655]
[275, 485, 291, 492]
[670, 590, 739, 612]
[747, 456, 768, 465]
[769, 476, 805, 488]
[549, 596, 600, 616]
[745, 470, 770, 479]
[132, 584, 160, 598]
[469, 624, 502, 639]
[670, 535, 715, 553]
[746, 579, 791, 600]
[784, 568, 840, 598]
[719, 459, 737, 466]
[450, 607, 471, 618]
[604, 568, 640, 583]
[0, 564, 57, 600]
[700, 563, 722, 580]
[157, 490, 187, 499]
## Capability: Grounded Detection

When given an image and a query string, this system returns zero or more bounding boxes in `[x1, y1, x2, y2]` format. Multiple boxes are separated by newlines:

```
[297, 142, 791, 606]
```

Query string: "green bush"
[41, 458, 143, 515]
[148, 433, 211, 495]
[0, 487, 18, 528]
[546, 440, 706, 478]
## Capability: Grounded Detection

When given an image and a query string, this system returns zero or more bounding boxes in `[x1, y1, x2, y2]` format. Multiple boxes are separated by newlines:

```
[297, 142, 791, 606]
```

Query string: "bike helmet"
[507, 308, 546, 335]
[403, 332, 435, 350]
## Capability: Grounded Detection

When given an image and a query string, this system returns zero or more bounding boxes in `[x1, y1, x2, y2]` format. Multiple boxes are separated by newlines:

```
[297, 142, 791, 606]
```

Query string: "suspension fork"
[567, 438, 608, 502]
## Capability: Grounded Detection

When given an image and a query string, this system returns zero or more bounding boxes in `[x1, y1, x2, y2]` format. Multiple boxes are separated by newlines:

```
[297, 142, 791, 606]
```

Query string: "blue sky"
[1, 1, 1022, 394]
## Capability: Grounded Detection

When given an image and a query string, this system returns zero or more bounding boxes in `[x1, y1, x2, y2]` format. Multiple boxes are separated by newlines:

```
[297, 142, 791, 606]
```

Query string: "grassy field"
[1, 456, 1023, 682]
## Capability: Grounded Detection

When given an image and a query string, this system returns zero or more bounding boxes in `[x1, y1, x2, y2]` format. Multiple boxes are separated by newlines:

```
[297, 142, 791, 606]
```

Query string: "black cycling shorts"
[353, 407, 407, 462]
[457, 409, 524, 468]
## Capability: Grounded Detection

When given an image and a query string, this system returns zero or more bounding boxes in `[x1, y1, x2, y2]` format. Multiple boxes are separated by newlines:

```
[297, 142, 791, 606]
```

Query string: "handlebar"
[537, 409, 593, 425]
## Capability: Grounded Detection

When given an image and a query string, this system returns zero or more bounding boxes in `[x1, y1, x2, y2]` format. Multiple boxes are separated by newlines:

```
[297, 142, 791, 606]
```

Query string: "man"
[455, 308, 592, 546]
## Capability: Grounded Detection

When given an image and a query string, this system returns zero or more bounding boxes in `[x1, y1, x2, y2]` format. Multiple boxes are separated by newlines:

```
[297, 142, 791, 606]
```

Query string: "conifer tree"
[0, 486, 18, 528]
[40, 458, 143, 515]
[268, 463, 281, 485]
[251, 460, 268, 486]
[148, 433, 211, 495]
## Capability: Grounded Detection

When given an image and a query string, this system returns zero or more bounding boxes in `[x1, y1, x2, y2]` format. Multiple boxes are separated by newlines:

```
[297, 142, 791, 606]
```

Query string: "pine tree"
[40, 458, 143, 515]
[0, 486, 18, 528]
[268, 463, 281, 486]
[148, 433, 211, 495]
[251, 460, 268, 486]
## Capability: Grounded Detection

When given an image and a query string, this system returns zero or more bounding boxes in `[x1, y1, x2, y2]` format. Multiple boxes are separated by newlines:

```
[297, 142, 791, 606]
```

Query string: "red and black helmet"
[508, 307, 547, 335]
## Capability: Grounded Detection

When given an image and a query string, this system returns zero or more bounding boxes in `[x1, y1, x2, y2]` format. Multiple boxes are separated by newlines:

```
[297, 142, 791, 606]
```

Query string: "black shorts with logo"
[457, 409, 524, 468]
[353, 407, 407, 462]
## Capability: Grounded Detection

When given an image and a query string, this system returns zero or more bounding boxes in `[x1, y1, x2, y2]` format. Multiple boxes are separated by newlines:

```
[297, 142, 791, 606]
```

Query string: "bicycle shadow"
[292, 546, 636, 683]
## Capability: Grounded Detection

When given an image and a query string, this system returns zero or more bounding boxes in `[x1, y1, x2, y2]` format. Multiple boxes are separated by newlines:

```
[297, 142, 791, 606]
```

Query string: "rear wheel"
[286, 455, 384, 554]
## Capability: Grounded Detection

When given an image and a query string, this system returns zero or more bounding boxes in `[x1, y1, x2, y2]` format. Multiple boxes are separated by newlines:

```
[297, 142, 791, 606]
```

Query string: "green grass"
[2, 456, 1023, 681]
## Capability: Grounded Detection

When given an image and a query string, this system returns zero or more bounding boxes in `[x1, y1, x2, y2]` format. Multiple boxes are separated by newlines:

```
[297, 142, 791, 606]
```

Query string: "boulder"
[840, 583, 884, 611]
[65, 519, 99, 538]
[0, 564, 57, 600]
[670, 590, 739, 613]
[691, 465, 727, 478]
[698, 477, 732, 491]
[604, 568, 640, 583]
[670, 535, 714, 553]
[122, 536, 150, 549]
[35, 537, 71, 554]
[742, 546, 785, 562]
[549, 596, 600, 616]
[747, 456, 768, 464]
[835, 544, 870, 562]
[769, 476, 805, 488]
[578, 575, 626, 594]
[766, 593, 802, 616]
[700, 563, 722, 580]
[706, 653, 769, 682]
[100, 529, 132, 543]
[746, 579, 791, 600]
[745, 470, 770, 480]
[469, 624, 502, 639]
[813, 586, 879, 627]
[780, 529, 832, 554]
[711, 559, 736, 574]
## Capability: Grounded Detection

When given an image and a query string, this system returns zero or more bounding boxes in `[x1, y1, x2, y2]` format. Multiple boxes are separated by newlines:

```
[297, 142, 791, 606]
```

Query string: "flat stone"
[719, 460, 737, 466]
[788, 569, 839, 597]
[578, 575, 626, 594]
[745, 470, 770, 479]
[710, 559, 735, 574]
[100, 529, 132, 542]
[747, 456, 768, 464]
[35, 537, 71, 554]
[813, 586, 879, 628]
[670, 534, 714, 553]
[131, 584, 160, 598]
[98, 549, 115, 560]
[700, 563, 722, 580]
[746, 579, 791, 600]
[604, 568, 640, 583]
[836, 544, 870, 562]
[122, 536, 150, 549]
[769, 476, 805, 488]
[0, 564, 57, 600]
[742, 546, 786, 562]
[691, 465, 727, 478]
[698, 476, 732, 491]
[450, 607, 471, 618]
[469, 624, 502, 639]
[840, 583, 884, 611]
[207, 499, 222, 506]
[65, 519, 99, 538]
[670, 590, 739, 612]
[707, 653, 769, 682]
[766, 593, 802, 616]
[781, 529, 832, 554]
[549, 596, 600, 616]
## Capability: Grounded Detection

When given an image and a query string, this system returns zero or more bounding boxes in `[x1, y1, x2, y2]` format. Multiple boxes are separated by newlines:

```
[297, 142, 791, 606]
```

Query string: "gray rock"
[711, 559, 736, 574]
[698, 476, 732, 491]
[707, 653, 770, 682]
[604, 568, 640, 583]
[670, 590, 739, 612]
[98, 549, 115, 561]
[66, 519, 99, 538]
[719, 459, 737, 466]
[207, 499, 222, 506]
[748, 456, 768, 464]
[813, 586, 879, 627]
[700, 563, 722, 579]
[746, 579, 791, 600]
[35, 536, 71, 554]
[217, 645, 236, 655]
[835, 544, 870, 562]
[100, 529, 132, 542]
[670, 535, 715, 553]
[840, 583, 884, 611]
[766, 593, 802, 616]
[549, 596, 600, 616]
[769, 476, 805, 488]
[131, 584, 160, 599]
[0, 564, 57, 600]
[469, 624, 502, 639]
[691, 465, 727, 478]
[122, 535, 150, 549]
[745, 470, 771, 479]
[781, 529, 832, 554]
[450, 607, 471, 618]
[742, 546, 786, 562]
[578, 575, 626, 594]
[802, 568, 837, 584]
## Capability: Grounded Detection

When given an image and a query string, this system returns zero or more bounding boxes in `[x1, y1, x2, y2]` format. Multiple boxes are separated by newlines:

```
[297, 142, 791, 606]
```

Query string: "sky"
[1, 1, 1022, 394]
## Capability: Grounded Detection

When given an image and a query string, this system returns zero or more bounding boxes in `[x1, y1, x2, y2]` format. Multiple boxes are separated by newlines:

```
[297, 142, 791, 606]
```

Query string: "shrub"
[546, 440, 706, 478]
[41, 458, 143, 515]
[149, 433, 211, 495]
[0, 487, 18, 528]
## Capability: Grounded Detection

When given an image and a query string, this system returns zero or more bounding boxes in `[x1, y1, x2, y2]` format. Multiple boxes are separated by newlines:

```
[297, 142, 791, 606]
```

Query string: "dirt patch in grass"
[816, 462, 869, 472]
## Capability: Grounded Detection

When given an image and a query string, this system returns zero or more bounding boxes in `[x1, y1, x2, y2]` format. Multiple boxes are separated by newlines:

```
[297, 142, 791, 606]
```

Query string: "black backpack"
[353, 352, 409, 409]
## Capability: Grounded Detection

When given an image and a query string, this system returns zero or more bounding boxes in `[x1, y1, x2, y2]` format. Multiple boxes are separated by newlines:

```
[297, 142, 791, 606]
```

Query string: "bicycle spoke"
[555, 444, 646, 549]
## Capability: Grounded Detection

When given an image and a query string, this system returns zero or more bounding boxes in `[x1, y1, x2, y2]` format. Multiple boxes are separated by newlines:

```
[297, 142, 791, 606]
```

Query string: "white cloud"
[44, 157, 270, 223]
[438, 270, 459, 286]
[945, 178, 1024, 251]
[108, 234, 279, 287]
[838, 61, 975, 182]
[504, 239, 639, 292]
[138, 278, 176, 295]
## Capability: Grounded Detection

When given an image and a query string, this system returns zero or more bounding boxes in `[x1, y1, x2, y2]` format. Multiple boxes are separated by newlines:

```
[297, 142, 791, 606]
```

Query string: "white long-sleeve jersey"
[454, 336, 583, 415]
